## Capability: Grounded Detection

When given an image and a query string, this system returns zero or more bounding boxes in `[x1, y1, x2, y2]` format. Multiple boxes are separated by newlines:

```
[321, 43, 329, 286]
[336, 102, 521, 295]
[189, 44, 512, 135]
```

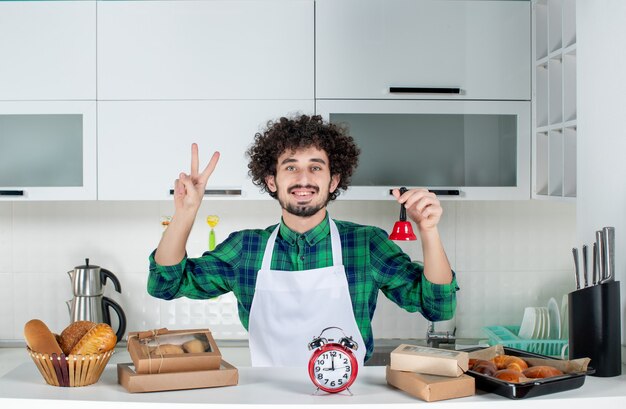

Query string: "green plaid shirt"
[148, 214, 458, 361]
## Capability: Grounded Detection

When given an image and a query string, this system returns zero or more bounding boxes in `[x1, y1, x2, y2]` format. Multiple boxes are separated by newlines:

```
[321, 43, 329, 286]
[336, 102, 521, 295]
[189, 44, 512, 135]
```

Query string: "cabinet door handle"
[0, 190, 24, 196]
[169, 189, 242, 196]
[389, 87, 461, 94]
[428, 189, 460, 196]
[388, 189, 460, 196]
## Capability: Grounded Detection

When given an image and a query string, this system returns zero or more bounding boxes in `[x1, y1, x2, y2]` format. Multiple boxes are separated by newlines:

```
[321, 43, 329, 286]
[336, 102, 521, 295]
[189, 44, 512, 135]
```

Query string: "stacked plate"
[518, 298, 564, 340]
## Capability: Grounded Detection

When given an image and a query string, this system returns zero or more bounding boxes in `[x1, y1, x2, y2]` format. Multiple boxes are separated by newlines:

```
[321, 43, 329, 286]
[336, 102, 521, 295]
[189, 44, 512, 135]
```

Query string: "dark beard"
[278, 183, 331, 218]
[283, 201, 326, 217]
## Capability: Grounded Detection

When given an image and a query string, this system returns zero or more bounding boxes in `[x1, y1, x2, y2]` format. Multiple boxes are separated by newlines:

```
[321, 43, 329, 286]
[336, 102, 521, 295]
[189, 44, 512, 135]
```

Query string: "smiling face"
[266, 146, 340, 220]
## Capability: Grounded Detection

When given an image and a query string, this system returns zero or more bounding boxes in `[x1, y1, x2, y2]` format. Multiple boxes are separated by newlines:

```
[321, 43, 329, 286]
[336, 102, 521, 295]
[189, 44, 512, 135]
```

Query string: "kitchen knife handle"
[601, 226, 615, 283]
[572, 247, 580, 290]
[595, 230, 606, 280]
[0, 190, 24, 196]
[389, 87, 461, 94]
[582, 244, 589, 287]
[169, 189, 242, 196]
[592, 242, 598, 285]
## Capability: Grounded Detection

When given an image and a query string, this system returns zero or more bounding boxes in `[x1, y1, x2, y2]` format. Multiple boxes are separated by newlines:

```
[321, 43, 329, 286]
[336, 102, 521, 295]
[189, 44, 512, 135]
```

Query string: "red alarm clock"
[307, 327, 359, 394]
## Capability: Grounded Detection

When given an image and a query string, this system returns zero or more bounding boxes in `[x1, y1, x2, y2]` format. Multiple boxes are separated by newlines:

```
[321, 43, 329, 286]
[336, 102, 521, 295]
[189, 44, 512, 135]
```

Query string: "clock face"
[309, 344, 357, 393]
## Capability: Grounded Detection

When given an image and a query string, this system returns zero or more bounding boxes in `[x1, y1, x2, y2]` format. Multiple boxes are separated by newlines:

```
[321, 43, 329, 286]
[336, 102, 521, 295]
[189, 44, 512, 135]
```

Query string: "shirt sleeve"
[368, 226, 459, 321]
[147, 232, 242, 301]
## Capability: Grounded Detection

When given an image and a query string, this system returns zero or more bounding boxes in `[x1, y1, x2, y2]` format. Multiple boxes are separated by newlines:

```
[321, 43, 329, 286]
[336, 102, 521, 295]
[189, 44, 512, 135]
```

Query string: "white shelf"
[532, 0, 577, 200]
[563, 43, 577, 56]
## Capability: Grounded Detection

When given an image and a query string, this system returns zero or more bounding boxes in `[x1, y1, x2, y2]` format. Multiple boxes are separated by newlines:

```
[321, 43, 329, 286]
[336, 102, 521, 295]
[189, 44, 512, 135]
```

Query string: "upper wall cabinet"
[0, 1, 96, 101]
[97, 0, 314, 100]
[0, 101, 97, 200]
[317, 99, 530, 200]
[97, 100, 314, 200]
[316, 0, 530, 101]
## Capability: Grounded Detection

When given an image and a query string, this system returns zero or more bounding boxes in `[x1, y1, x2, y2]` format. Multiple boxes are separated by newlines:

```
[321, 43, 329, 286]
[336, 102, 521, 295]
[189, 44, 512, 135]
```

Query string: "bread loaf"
[24, 319, 63, 355]
[59, 321, 96, 355]
[70, 323, 117, 355]
[522, 365, 563, 379]
[54, 333, 62, 347]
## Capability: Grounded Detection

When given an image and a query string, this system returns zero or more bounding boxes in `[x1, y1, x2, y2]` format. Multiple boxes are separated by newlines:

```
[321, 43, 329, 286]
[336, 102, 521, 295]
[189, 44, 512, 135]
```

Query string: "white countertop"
[1, 347, 625, 408]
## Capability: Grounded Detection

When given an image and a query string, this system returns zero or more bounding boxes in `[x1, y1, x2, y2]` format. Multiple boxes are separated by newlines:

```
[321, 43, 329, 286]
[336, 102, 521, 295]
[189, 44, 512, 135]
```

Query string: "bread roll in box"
[127, 328, 221, 374]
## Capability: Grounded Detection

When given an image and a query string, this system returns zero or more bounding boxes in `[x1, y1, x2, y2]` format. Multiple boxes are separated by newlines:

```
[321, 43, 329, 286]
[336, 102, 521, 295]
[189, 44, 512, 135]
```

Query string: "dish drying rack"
[482, 326, 568, 358]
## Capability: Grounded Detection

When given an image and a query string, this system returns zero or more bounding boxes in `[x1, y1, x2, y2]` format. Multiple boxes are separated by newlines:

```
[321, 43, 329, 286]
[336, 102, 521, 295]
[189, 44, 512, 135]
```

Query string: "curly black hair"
[247, 114, 360, 201]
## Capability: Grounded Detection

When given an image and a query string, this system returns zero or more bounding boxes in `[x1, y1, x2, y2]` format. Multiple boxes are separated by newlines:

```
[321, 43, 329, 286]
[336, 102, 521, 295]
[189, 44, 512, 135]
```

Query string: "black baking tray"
[463, 346, 594, 399]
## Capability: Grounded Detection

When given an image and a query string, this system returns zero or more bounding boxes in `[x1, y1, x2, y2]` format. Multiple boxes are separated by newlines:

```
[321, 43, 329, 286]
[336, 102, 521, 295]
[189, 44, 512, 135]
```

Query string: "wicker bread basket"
[27, 348, 114, 387]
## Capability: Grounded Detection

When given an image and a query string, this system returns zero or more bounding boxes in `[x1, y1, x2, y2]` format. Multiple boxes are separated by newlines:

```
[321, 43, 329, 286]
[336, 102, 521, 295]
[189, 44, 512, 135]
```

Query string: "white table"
[1, 348, 625, 409]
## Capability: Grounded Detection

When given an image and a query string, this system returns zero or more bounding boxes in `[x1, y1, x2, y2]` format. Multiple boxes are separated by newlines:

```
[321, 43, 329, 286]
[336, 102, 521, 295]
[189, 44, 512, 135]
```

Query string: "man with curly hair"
[149, 114, 457, 367]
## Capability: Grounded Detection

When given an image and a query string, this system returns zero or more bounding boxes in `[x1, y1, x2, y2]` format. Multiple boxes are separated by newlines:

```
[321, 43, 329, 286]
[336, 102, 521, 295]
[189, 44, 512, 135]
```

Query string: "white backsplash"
[0, 199, 576, 342]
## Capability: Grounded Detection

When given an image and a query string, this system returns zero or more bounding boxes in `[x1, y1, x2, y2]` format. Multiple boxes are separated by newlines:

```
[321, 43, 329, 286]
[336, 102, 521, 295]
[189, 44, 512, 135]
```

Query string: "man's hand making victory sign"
[155, 144, 220, 266]
[174, 143, 220, 213]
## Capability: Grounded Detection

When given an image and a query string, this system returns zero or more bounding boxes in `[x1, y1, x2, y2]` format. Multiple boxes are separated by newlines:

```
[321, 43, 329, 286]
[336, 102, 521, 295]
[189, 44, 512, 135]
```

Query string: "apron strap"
[328, 219, 343, 267]
[261, 225, 280, 271]
[260, 218, 344, 271]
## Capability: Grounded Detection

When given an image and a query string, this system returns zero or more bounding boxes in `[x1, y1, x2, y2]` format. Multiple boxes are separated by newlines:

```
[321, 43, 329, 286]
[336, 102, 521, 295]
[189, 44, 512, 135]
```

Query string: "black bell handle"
[100, 268, 122, 293]
[102, 296, 127, 342]
[398, 187, 408, 221]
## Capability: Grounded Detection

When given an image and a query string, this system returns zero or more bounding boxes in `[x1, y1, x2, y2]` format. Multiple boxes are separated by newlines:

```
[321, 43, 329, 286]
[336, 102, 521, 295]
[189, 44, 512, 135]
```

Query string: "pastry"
[523, 365, 563, 379]
[473, 360, 498, 376]
[492, 355, 528, 371]
[149, 343, 185, 356]
[182, 339, 208, 353]
[70, 323, 117, 355]
[23, 319, 63, 355]
[494, 368, 522, 383]
[59, 321, 96, 355]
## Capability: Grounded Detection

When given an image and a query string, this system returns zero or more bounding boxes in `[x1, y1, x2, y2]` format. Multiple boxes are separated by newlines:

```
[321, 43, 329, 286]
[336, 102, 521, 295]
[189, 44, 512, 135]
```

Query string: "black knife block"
[568, 280, 622, 377]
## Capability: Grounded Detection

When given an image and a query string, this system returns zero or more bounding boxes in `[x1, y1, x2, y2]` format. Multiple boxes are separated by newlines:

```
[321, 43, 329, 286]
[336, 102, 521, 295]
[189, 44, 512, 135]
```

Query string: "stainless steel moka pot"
[66, 258, 127, 341]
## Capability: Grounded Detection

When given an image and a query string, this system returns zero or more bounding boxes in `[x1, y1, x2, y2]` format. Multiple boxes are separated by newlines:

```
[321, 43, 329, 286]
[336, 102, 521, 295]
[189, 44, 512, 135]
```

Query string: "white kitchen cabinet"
[317, 99, 531, 200]
[532, 0, 577, 200]
[97, 100, 314, 200]
[97, 0, 313, 100]
[0, 1, 96, 101]
[316, 0, 531, 101]
[0, 101, 97, 200]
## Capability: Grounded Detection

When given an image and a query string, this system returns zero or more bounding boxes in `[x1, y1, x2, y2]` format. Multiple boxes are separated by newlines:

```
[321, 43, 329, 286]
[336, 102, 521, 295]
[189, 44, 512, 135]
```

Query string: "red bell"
[389, 187, 417, 241]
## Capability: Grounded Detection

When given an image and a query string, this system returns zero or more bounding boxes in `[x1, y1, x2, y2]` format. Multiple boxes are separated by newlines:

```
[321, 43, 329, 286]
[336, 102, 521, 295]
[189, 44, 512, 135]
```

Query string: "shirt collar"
[279, 213, 331, 246]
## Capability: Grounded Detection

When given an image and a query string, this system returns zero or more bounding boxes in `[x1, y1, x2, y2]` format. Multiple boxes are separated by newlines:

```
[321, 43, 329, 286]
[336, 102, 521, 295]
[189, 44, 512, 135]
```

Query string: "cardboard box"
[127, 328, 221, 374]
[390, 344, 469, 377]
[118, 360, 238, 393]
[386, 366, 475, 402]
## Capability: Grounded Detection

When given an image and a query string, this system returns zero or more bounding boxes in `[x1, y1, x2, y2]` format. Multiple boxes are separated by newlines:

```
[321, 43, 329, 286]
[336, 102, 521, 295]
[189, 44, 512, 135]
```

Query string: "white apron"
[248, 219, 366, 367]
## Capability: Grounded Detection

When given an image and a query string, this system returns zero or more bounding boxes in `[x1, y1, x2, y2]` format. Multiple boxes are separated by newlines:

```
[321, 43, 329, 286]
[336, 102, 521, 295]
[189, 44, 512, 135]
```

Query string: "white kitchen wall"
[0, 199, 576, 342]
